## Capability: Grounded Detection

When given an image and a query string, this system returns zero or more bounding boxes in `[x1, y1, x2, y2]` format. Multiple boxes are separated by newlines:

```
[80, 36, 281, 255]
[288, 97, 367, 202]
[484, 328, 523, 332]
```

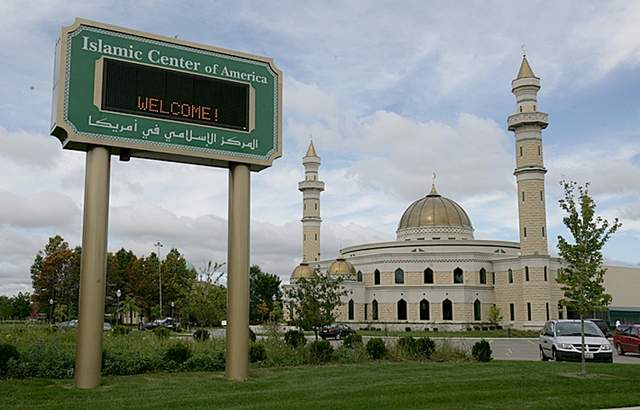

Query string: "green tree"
[556, 181, 622, 376]
[249, 265, 282, 323]
[0, 296, 12, 319]
[11, 292, 32, 320]
[185, 261, 226, 327]
[488, 305, 503, 326]
[286, 270, 348, 339]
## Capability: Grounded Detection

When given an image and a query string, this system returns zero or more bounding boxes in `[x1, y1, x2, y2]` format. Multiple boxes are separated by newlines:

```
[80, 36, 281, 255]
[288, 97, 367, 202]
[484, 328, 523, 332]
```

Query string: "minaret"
[298, 141, 325, 262]
[508, 55, 549, 255]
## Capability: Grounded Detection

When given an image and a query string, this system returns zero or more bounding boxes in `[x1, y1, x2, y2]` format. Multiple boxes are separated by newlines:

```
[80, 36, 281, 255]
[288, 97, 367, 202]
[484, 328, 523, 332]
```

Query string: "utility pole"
[154, 241, 163, 317]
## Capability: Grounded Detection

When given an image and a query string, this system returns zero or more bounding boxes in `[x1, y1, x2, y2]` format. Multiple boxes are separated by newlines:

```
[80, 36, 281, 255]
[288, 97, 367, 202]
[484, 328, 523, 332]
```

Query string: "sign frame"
[51, 18, 282, 171]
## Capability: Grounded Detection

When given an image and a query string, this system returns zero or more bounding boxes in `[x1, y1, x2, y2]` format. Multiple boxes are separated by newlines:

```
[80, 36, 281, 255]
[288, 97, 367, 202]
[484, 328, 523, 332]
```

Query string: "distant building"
[288, 56, 640, 330]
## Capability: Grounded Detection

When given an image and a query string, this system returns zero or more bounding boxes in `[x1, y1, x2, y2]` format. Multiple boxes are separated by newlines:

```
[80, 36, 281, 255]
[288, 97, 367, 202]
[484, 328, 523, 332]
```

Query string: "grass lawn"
[3, 361, 640, 409]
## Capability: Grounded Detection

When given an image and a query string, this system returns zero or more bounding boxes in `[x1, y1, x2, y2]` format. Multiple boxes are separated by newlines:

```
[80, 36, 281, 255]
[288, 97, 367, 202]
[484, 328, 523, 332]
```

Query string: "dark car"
[613, 325, 640, 356]
[586, 319, 611, 337]
[319, 324, 355, 340]
[142, 317, 178, 331]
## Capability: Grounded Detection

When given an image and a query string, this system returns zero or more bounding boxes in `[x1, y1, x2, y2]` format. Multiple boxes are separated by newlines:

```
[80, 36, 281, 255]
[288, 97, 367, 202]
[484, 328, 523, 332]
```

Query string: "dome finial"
[429, 172, 439, 196]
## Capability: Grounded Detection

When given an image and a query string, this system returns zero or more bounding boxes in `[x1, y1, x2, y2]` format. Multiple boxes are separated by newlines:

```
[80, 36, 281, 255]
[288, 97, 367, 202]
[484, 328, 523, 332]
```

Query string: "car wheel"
[552, 347, 559, 362]
[616, 344, 625, 356]
[540, 347, 549, 362]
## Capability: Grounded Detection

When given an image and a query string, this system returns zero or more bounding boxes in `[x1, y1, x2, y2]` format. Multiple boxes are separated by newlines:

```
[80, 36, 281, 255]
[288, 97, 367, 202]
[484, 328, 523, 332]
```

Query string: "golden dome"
[328, 258, 356, 277]
[291, 263, 315, 280]
[396, 185, 474, 241]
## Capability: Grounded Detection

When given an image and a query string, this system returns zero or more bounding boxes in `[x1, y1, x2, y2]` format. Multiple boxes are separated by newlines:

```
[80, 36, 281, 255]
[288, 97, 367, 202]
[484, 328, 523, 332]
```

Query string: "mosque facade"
[289, 57, 640, 330]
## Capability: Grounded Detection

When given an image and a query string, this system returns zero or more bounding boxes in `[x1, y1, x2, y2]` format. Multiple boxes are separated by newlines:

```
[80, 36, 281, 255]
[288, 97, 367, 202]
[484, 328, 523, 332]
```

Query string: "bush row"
[0, 326, 492, 379]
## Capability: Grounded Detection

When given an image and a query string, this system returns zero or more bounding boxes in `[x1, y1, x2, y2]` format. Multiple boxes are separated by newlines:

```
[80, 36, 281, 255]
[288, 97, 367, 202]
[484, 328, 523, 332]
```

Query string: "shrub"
[342, 332, 362, 349]
[185, 351, 225, 371]
[366, 338, 387, 360]
[415, 337, 436, 359]
[249, 328, 257, 342]
[284, 329, 307, 348]
[431, 340, 471, 362]
[405, 327, 412, 332]
[0, 343, 19, 376]
[306, 340, 333, 364]
[260, 338, 305, 368]
[193, 329, 210, 341]
[250, 343, 267, 363]
[333, 344, 368, 364]
[163, 343, 191, 365]
[472, 339, 493, 362]
[113, 326, 131, 336]
[397, 336, 417, 357]
[153, 327, 171, 338]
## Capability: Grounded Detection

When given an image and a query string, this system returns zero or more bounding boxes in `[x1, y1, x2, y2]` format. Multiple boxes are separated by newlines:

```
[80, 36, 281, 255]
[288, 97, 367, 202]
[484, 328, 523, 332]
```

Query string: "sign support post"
[75, 146, 111, 389]
[226, 163, 250, 380]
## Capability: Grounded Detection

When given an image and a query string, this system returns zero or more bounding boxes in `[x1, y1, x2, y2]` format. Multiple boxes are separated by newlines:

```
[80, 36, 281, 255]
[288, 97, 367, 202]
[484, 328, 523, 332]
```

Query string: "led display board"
[51, 19, 282, 170]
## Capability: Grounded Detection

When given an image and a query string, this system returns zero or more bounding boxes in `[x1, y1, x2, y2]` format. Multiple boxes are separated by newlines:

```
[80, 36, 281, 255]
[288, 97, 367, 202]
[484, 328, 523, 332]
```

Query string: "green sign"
[51, 19, 282, 170]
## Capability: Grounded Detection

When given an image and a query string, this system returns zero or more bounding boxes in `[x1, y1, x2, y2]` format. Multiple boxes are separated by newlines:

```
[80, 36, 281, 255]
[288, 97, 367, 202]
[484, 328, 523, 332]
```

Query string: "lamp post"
[49, 298, 54, 325]
[171, 301, 175, 318]
[154, 241, 163, 317]
[116, 289, 121, 325]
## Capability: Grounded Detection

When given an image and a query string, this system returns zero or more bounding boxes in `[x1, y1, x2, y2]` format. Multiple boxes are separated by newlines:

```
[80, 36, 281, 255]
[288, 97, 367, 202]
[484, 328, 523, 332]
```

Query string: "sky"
[1, 1, 639, 295]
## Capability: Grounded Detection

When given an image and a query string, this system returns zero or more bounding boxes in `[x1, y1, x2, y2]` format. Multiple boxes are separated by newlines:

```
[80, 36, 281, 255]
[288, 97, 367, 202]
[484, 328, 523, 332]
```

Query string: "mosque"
[288, 56, 640, 330]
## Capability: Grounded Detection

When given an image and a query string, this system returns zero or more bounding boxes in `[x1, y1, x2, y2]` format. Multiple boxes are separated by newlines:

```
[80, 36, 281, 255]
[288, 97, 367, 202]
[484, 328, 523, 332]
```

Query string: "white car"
[539, 320, 613, 363]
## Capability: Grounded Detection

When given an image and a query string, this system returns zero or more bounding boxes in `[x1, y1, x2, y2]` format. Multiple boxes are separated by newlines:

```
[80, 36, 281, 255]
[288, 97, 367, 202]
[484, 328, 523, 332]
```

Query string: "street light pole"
[116, 289, 121, 325]
[154, 241, 163, 318]
[49, 298, 54, 325]
[171, 301, 175, 318]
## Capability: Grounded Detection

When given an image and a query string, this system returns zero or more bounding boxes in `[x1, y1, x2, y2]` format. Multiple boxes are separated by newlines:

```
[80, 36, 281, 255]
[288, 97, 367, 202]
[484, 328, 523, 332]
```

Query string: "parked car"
[55, 320, 112, 331]
[539, 320, 613, 363]
[319, 324, 355, 340]
[586, 318, 611, 337]
[142, 317, 178, 331]
[613, 324, 640, 356]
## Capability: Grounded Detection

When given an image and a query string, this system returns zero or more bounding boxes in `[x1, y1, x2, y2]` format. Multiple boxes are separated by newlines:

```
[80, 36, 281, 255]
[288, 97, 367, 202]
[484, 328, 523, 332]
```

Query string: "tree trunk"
[580, 314, 587, 376]
[314, 328, 318, 341]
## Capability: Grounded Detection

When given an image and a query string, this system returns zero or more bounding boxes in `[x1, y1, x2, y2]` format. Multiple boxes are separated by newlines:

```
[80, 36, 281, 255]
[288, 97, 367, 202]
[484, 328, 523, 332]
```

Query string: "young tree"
[286, 270, 348, 340]
[185, 263, 227, 327]
[488, 305, 503, 327]
[556, 181, 621, 376]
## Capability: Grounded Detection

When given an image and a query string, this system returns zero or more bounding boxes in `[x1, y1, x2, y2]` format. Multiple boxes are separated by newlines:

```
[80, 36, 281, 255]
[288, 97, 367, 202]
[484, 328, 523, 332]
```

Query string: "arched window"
[525, 266, 530, 281]
[442, 299, 453, 321]
[479, 268, 487, 284]
[356, 270, 363, 282]
[395, 268, 404, 284]
[474, 299, 481, 321]
[453, 267, 464, 284]
[348, 300, 354, 320]
[424, 268, 434, 284]
[397, 299, 407, 320]
[372, 300, 379, 320]
[420, 299, 430, 320]
[508, 268, 513, 283]
[374, 269, 380, 285]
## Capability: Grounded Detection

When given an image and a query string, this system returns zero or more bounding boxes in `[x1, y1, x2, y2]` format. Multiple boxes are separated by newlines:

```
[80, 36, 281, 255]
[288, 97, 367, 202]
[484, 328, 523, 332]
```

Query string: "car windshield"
[556, 321, 603, 337]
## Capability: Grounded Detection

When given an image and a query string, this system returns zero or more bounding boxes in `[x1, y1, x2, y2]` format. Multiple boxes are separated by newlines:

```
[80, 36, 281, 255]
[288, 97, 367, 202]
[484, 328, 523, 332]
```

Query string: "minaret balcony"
[298, 180, 325, 191]
[507, 112, 549, 131]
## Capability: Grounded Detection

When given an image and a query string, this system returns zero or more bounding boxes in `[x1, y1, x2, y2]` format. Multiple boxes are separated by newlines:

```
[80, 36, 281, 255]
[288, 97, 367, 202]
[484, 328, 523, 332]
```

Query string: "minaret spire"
[508, 55, 549, 256]
[299, 141, 325, 262]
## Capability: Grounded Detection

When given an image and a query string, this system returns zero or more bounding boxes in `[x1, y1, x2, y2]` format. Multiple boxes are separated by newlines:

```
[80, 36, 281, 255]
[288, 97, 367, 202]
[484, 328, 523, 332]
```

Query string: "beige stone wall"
[604, 265, 640, 309]
[454, 303, 472, 322]
[516, 139, 544, 169]
[517, 178, 548, 255]
[302, 225, 320, 262]
[378, 303, 394, 321]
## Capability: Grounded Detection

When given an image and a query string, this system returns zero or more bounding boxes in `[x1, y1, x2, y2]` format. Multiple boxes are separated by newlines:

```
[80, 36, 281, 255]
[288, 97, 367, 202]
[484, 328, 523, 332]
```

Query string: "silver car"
[539, 320, 613, 363]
